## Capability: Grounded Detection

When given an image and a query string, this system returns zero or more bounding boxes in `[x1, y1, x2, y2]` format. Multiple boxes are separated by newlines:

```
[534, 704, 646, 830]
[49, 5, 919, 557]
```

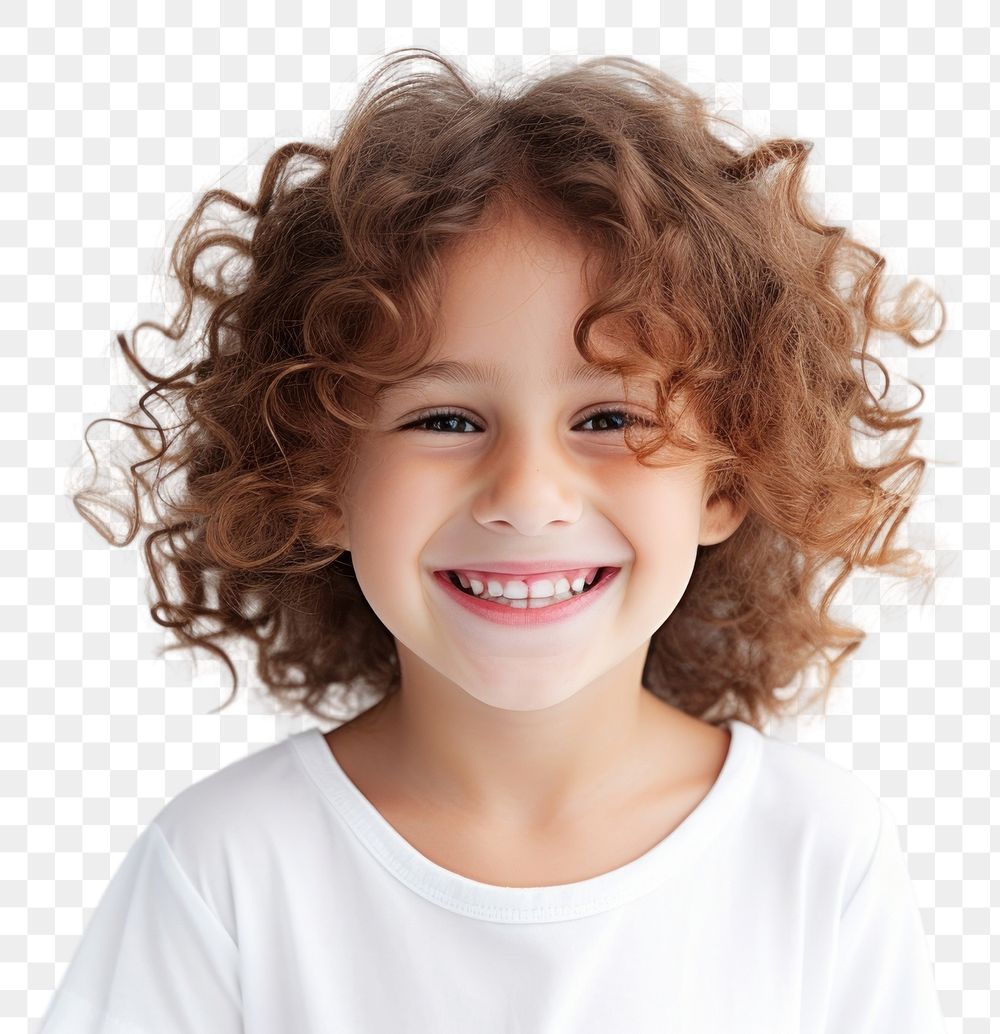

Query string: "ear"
[698, 487, 748, 547]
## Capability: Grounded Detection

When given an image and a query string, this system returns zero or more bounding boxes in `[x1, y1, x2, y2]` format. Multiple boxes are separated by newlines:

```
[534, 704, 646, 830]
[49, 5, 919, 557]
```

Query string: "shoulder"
[146, 732, 317, 926]
[743, 725, 883, 903]
[155, 733, 306, 843]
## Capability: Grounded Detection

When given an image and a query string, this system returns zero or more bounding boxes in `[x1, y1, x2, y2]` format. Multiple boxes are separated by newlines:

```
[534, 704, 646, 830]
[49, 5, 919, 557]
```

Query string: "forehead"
[381, 211, 651, 395]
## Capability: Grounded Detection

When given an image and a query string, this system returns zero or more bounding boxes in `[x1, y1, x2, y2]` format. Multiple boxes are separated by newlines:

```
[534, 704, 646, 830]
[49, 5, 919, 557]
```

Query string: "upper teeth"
[451, 567, 600, 600]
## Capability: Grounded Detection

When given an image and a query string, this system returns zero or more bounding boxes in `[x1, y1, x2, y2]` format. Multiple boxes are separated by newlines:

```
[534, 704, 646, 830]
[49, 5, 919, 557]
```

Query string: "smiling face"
[333, 207, 746, 714]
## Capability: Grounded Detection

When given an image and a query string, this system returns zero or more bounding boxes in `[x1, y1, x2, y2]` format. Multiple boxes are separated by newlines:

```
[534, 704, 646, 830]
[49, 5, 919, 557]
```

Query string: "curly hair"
[69, 47, 944, 731]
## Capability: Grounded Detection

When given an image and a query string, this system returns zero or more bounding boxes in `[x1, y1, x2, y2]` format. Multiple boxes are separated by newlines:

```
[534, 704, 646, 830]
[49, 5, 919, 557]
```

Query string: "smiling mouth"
[445, 566, 613, 605]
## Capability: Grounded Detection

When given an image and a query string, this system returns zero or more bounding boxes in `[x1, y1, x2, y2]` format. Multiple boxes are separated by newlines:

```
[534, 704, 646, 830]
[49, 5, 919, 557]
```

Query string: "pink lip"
[432, 566, 621, 627]
[434, 561, 621, 577]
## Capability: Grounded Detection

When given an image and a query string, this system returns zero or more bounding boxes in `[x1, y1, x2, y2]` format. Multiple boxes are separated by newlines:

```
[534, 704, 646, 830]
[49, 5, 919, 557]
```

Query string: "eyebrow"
[382, 359, 628, 394]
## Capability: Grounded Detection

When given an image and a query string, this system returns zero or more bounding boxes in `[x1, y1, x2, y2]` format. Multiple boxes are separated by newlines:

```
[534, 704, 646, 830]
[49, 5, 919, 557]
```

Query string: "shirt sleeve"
[822, 800, 946, 1034]
[37, 821, 242, 1034]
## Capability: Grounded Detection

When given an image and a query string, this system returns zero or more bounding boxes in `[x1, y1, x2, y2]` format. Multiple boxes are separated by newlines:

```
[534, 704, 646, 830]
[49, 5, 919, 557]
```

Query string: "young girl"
[44, 48, 946, 1033]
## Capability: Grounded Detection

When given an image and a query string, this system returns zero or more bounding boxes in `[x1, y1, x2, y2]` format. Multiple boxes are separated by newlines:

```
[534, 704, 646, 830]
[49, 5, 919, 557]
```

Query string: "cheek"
[343, 453, 439, 580]
[617, 472, 705, 539]
[353, 447, 432, 503]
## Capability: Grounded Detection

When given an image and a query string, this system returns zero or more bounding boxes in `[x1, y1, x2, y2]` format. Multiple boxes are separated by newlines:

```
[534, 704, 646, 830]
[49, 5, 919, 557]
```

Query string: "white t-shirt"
[38, 718, 946, 1033]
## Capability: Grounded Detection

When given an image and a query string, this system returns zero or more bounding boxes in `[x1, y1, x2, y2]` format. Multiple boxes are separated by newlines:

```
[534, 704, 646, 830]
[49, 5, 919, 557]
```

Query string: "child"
[44, 47, 946, 1032]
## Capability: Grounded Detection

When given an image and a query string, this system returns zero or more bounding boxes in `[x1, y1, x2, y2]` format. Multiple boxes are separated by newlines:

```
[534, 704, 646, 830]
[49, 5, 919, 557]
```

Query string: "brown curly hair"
[69, 47, 944, 732]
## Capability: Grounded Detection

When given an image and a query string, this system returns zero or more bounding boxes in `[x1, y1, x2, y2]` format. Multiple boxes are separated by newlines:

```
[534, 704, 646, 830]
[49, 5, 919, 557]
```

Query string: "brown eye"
[402, 410, 480, 433]
[577, 409, 653, 433]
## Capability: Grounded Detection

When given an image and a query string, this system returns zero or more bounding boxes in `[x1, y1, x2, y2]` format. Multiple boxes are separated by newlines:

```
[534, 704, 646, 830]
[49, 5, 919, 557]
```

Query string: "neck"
[357, 650, 680, 833]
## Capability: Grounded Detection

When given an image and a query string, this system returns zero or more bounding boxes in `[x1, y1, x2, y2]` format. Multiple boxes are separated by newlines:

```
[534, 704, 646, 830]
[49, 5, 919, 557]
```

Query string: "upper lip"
[435, 561, 622, 576]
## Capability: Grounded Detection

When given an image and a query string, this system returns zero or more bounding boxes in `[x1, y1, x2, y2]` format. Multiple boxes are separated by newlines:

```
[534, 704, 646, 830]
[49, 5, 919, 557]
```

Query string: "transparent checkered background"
[2, 2, 994, 1031]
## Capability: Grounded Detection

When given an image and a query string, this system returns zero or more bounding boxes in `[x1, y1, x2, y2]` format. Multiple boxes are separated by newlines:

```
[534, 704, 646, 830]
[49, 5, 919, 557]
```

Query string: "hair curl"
[70, 48, 945, 731]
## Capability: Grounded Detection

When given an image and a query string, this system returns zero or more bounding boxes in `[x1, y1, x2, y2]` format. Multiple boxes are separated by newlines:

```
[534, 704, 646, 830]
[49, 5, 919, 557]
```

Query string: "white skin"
[328, 206, 747, 836]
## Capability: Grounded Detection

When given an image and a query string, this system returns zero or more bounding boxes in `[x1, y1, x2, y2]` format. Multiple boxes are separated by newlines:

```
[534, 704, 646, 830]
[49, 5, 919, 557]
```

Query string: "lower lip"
[432, 567, 621, 626]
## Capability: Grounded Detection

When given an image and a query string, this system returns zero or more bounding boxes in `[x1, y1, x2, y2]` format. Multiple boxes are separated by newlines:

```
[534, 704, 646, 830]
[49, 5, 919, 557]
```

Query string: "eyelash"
[400, 407, 655, 435]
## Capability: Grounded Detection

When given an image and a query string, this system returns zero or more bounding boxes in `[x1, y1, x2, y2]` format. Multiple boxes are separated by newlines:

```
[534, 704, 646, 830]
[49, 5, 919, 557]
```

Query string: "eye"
[399, 407, 656, 434]
[578, 408, 656, 433]
[401, 410, 479, 434]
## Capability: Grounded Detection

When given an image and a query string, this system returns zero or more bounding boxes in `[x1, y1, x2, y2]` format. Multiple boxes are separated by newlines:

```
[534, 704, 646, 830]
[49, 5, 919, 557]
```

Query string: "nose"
[468, 426, 585, 535]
